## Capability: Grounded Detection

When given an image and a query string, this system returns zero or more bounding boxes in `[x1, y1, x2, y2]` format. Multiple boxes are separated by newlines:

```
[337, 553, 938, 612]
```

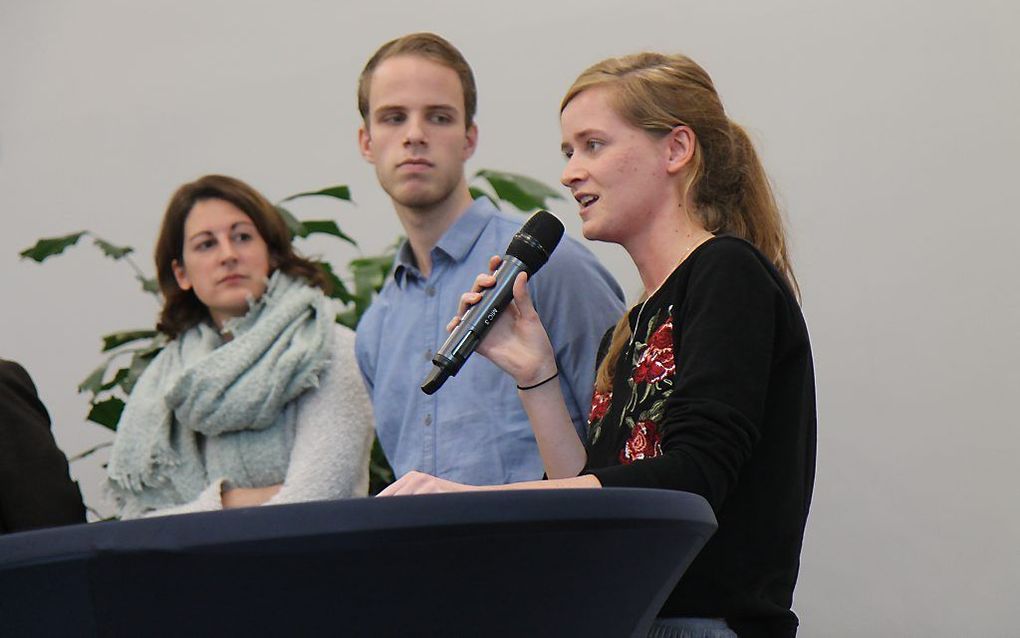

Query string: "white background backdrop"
[2, 1, 1017, 635]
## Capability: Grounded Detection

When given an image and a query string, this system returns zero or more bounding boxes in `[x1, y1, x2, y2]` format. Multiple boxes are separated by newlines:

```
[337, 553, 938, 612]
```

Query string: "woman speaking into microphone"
[379, 52, 816, 638]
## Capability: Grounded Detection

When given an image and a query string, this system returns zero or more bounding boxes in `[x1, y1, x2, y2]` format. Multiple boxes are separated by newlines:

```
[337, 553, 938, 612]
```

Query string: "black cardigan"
[585, 237, 816, 638]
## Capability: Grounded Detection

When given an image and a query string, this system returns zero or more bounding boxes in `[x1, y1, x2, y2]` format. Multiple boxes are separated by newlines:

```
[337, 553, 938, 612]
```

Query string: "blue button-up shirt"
[355, 198, 625, 485]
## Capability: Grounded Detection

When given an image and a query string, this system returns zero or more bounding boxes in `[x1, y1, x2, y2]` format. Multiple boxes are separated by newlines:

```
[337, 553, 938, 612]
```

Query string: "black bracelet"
[516, 370, 559, 391]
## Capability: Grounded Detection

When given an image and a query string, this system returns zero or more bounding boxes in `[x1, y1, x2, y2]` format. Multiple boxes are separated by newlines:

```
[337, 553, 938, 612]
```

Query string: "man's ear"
[463, 123, 478, 160]
[358, 125, 375, 164]
[665, 125, 696, 175]
[172, 259, 191, 291]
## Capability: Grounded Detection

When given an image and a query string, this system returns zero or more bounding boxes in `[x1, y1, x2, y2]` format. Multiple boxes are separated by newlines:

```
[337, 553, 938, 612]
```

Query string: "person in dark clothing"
[0, 359, 86, 533]
[379, 52, 816, 638]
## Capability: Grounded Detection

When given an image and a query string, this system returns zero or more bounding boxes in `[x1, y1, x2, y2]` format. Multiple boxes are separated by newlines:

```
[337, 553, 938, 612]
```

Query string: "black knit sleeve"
[589, 240, 786, 512]
[0, 360, 86, 532]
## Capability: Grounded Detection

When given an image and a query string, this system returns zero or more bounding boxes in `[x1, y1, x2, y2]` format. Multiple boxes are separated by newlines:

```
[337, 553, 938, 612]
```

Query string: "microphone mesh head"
[507, 210, 565, 273]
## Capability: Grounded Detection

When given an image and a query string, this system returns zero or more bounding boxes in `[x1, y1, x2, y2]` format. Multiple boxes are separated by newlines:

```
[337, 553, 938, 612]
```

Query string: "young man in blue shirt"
[355, 33, 624, 486]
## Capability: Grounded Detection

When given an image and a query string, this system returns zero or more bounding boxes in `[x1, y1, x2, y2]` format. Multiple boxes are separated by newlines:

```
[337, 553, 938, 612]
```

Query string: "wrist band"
[517, 370, 559, 391]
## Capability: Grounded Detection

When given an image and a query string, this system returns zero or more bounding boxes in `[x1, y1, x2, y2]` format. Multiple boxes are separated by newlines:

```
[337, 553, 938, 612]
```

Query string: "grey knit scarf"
[107, 271, 335, 518]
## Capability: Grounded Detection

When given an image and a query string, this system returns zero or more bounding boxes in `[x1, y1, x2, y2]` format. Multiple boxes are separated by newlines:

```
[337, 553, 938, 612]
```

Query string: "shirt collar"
[392, 198, 495, 286]
[392, 240, 417, 287]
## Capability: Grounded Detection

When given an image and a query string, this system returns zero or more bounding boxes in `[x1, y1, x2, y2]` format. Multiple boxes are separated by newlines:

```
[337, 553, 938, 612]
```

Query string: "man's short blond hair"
[357, 32, 477, 128]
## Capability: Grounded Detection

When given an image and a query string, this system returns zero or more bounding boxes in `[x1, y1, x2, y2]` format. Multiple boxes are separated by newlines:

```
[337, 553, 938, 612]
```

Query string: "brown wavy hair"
[561, 53, 799, 392]
[357, 32, 477, 129]
[154, 175, 330, 338]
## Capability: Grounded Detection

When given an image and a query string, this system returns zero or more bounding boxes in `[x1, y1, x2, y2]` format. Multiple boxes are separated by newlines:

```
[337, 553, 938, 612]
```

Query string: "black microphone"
[421, 210, 565, 395]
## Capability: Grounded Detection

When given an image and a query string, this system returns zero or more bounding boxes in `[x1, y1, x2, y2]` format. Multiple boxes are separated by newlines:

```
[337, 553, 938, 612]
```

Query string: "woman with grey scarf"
[107, 175, 373, 519]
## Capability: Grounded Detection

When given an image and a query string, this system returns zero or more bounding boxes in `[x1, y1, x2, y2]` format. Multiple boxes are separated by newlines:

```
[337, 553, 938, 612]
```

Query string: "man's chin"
[392, 188, 449, 211]
[381, 172, 464, 212]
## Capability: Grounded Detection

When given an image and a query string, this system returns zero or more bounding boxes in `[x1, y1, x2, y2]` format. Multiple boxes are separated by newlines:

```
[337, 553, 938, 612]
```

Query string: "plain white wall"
[2, 1, 1017, 634]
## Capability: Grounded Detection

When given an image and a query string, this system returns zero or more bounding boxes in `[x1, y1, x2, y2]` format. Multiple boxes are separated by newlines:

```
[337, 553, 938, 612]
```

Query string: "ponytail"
[569, 53, 799, 393]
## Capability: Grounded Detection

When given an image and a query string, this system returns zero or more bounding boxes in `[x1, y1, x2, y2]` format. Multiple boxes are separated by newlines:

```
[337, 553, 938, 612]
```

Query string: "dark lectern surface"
[0, 488, 715, 637]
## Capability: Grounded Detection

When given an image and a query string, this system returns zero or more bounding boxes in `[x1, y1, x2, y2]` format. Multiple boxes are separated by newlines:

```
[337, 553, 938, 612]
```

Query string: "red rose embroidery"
[631, 318, 675, 385]
[648, 319, 673, 350]
[619, 420, 663, 464]
[588, 390, 613, 425]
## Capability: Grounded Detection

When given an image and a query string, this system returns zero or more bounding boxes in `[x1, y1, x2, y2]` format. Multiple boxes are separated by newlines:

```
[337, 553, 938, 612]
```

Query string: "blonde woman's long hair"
[562, 53, 799, 393]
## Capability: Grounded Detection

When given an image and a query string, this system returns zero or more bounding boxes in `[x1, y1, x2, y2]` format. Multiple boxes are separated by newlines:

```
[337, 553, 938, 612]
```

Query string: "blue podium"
[0, 488, 715, 637]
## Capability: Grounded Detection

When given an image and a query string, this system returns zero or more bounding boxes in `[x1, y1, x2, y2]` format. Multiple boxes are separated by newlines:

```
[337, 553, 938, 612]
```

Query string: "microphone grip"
[426, 255, 527, 384]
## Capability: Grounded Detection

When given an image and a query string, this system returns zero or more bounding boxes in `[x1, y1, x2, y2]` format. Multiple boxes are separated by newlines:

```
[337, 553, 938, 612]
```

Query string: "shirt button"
[425, 286, 436, 297]
[424, 414, 432, 426]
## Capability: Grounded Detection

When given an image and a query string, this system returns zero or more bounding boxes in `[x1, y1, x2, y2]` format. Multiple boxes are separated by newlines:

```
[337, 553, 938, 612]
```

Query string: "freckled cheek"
[613, 150, 646, 179]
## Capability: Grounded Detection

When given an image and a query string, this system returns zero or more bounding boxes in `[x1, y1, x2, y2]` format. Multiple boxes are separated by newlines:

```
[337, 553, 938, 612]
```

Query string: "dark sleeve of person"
[589, 241, 783, 512]
[0, 360, 86, 533]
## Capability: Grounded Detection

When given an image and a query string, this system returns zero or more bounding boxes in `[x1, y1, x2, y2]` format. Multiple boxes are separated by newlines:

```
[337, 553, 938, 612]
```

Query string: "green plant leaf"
[280, 185, 352, 204]
[102, 329, 159, 352]
[137, 275, 160, 294]
[368, 436, 395, 496]
[88, 397, 125, 430]
[351, 269, 378, 315]
[336, 308, 359, 330]
[67, 441, 112, 463]
[319, 262, 353, 304]
[98, 368, 129, 392]
[19, 232, 87, 262]
[468, 186, 498, 208]
[300, 220, 358, 247]
[350, 255, 393, 285]
[350, 255, 392, 316]
[275, 205, 306, 238]
[93, 237, 134, 259]
[78, 359, 113, 395]
[134, 340, 166, 359]
[349, 254, 396, 274]
[120, 347, 161, 395]
[474, 169, 564, 211]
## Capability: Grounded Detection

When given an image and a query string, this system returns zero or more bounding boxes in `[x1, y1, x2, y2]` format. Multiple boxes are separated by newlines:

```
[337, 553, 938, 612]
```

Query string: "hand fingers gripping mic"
[420, 210, 564, 395]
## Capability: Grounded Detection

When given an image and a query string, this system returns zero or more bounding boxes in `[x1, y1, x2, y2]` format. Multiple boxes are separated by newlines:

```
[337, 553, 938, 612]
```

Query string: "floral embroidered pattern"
[618, 306, 675, 463]
[588, 390, 613, 425]
[587, 305, 677, 461]
[631, 317, 675, 385]
[587, 389, 612, 445]
[619, 420, 663, 464]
